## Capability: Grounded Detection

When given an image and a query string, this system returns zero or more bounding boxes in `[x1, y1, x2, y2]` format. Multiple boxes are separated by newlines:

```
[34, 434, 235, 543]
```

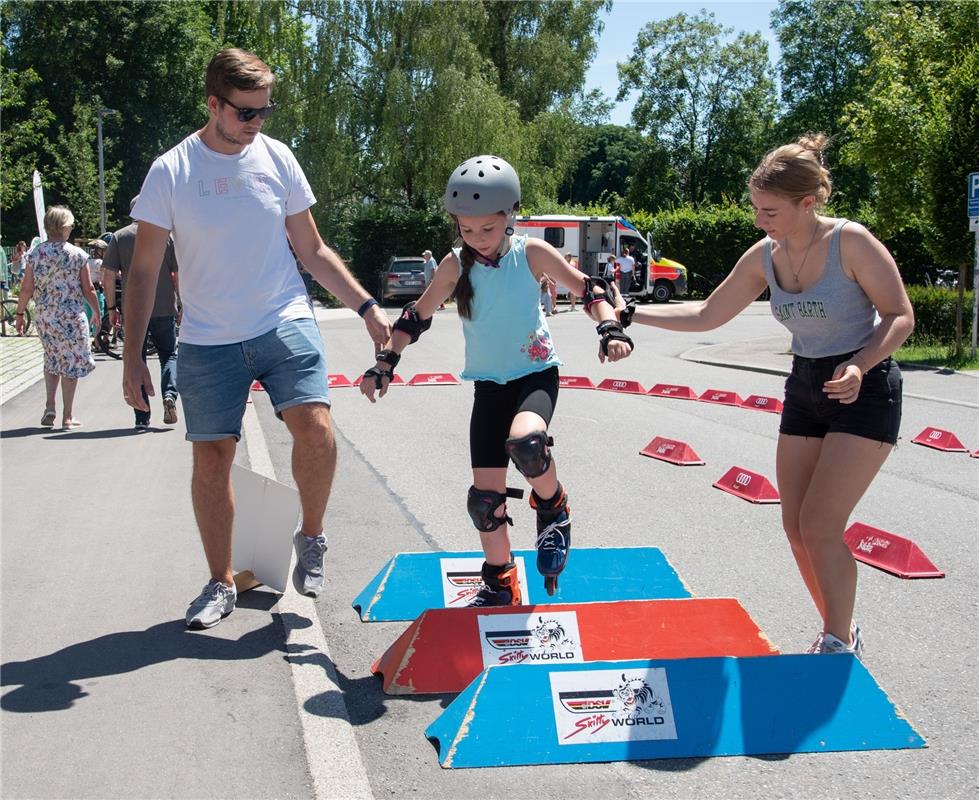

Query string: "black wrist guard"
[392, 301, 432, 344]
[582, 276, 614, 311]
[620, 298, 636, 328]
[363, 366, 393, 391]
[596, 320, 634, 356]
[376, 349, 401, 369]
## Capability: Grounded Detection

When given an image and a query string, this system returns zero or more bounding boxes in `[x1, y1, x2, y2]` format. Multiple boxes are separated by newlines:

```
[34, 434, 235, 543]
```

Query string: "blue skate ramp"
[425, 655, 926, 768]
[352, 547, 690, 621]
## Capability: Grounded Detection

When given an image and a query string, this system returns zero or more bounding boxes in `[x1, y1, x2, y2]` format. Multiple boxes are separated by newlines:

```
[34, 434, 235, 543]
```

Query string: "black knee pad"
[467, 486, 523, 532]
[505, 431, 554, 478]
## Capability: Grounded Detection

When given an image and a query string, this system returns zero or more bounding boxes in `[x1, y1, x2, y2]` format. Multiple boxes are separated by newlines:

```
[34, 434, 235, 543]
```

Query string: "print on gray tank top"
[763, 219, 880, 358]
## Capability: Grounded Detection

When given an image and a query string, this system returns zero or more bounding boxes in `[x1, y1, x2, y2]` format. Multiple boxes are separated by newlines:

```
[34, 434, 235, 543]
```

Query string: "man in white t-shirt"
[122, 48, 392, 629]
[615, 248, 635, 295]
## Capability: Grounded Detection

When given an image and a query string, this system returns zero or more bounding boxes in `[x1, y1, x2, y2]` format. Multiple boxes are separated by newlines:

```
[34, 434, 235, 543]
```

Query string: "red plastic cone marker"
[560, 375, 596, 390]
[844, 522, 944, 579]
[596, 378, 646, 395]
[407, 373, 460, 386]
[648, 383, 697, 400]
[250, 380, 265, 391]
[713, 466, 780, 504]
[911, 427, 967, 452]
[741, 395, 783, 414]
[640, 436, 705, 466]
[699, 389, 743, 406]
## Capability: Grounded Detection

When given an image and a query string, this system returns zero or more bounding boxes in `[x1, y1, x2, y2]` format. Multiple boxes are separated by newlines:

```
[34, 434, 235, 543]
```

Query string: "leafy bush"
[647, 204, 759, 296]
[905, 285, 974, 345]
[345, 205, 454, 298]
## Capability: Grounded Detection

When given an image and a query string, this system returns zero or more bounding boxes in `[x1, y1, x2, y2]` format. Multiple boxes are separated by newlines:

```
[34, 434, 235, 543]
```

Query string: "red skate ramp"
[372, 598, 778, 695]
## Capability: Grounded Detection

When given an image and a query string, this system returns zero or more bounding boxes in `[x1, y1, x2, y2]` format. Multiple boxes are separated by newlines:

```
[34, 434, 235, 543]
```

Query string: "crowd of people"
[6, 48, 915, 657]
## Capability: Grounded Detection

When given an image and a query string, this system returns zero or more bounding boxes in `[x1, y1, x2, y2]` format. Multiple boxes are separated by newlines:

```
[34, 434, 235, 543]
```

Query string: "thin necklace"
[784, 218, 820, 285]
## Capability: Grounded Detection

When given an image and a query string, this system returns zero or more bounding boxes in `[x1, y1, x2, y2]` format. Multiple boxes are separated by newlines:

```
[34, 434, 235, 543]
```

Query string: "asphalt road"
[2, 302, 976, 799]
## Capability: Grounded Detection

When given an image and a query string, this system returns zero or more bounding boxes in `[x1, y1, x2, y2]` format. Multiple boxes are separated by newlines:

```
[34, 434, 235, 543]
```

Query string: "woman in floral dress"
[14, 206, 100, 429]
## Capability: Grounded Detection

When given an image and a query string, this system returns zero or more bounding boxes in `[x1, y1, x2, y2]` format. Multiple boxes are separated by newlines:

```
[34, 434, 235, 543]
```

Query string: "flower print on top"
[521, 330, 555, 364]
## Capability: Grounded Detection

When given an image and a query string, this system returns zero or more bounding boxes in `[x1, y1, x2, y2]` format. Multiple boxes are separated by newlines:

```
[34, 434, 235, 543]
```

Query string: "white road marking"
[242, 401, 374, 800]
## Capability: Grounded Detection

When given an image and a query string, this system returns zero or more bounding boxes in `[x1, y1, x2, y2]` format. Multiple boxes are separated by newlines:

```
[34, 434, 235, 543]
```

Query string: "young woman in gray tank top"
[622, 134, 915, 658]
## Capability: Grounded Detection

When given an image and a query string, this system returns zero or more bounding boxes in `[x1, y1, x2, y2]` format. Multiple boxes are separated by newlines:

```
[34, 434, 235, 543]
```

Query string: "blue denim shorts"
[177, 317, 330, 442]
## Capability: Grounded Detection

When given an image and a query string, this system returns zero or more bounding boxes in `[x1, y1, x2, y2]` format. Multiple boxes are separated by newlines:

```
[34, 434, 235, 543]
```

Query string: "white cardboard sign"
[230, 464, 300, 593]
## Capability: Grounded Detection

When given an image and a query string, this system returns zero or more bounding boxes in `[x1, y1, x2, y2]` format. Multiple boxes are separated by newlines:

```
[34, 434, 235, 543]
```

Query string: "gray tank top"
[763, 219, 880, 357]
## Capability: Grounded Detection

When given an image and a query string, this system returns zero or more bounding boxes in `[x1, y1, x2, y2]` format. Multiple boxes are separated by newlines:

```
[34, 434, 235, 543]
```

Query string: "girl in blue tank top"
[360, 155, 633, 605]
[621, 135, 914, 659]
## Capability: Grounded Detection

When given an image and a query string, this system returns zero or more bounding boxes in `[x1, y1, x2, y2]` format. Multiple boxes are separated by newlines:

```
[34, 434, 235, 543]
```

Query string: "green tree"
[0, 60, 53, 211]
[559, 124, 645, 205]
[47, 101, 123, 236]
[473, 0, 610, 121]
[843, 1, 979, 353]
[3, 0, 214, 229]
[617, 11, 776, 207]
[843, 2, 979, 241]
[770, 0, 878, 211]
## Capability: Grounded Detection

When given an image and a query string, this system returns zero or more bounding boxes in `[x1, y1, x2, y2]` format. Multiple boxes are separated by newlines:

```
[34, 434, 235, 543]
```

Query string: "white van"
[513, 214, 687, 303]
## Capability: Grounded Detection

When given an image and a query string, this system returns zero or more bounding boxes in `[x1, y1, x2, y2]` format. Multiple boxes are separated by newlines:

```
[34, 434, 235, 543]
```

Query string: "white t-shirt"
[132, 132, 317, 345]
[615, 254, 635, 274]
[87, 257, 103, 285]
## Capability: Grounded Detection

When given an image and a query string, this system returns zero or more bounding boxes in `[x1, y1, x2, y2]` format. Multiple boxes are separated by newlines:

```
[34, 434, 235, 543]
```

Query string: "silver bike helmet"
[443, 155, 521, 221]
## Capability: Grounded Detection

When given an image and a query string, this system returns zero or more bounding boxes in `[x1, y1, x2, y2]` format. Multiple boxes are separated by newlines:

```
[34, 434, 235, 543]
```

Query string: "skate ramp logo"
[477, 611, 583, 667]
[550, 668, 677, 744]
[439, 556, 529, 608]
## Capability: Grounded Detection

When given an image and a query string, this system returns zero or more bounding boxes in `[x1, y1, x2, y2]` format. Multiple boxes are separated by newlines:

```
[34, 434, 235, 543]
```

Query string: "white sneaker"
[185, 579, 237, 629]
[807, 622, 864, 658]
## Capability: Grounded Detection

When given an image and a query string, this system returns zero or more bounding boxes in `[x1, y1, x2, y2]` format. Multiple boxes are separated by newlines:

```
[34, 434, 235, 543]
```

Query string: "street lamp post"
[96, 108, 118, 234]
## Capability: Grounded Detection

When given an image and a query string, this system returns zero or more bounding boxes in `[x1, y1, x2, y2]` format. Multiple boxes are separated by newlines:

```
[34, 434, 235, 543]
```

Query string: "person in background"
[540, 273, 554, 316]
[563, 253, 578, 311]
[603, 254, 617, 282]
[10, 241, 28, 282]
[103, 196, 181, 431]
[423, 249, 444, 309]
[422, 249, 437, 286]
[85, 239, 107, 344]
[14, 206, 99, 429]
[615, 246, 635, 295]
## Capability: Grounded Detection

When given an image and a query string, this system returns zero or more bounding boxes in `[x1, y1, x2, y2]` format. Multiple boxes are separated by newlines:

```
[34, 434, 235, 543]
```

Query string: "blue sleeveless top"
[763, 219, 880, 358]
[454, 235, 562, 383]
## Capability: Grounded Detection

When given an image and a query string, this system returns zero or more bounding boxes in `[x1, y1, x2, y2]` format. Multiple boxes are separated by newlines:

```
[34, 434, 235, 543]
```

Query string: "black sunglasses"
[219, 96, 277, 122]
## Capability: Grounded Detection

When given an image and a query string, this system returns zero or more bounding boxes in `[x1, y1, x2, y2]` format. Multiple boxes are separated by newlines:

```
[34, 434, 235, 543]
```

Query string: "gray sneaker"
[293, 531, 328, 597]
[163, 396, 178, 425]
[185, 579, 237, 629]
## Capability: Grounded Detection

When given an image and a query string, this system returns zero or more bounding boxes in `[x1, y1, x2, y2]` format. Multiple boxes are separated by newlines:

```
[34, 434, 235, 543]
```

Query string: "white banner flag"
[32, 170, 46, 242]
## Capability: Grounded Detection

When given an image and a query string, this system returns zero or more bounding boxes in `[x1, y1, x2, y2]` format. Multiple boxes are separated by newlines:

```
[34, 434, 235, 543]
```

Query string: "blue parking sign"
[969, 172, 979, 217]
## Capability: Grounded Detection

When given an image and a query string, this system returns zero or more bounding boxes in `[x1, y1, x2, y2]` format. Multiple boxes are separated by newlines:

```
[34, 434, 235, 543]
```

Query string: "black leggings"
[470, 366, 559, 468]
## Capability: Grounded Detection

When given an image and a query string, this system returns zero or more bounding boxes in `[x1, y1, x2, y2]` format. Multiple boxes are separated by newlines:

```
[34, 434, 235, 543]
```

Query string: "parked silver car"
[379, 256, 427, 303]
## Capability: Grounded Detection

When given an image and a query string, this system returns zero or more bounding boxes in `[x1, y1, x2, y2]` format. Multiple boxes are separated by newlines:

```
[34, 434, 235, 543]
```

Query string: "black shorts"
[470, 366, 560, 468]
[779, 351, 902, 445]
